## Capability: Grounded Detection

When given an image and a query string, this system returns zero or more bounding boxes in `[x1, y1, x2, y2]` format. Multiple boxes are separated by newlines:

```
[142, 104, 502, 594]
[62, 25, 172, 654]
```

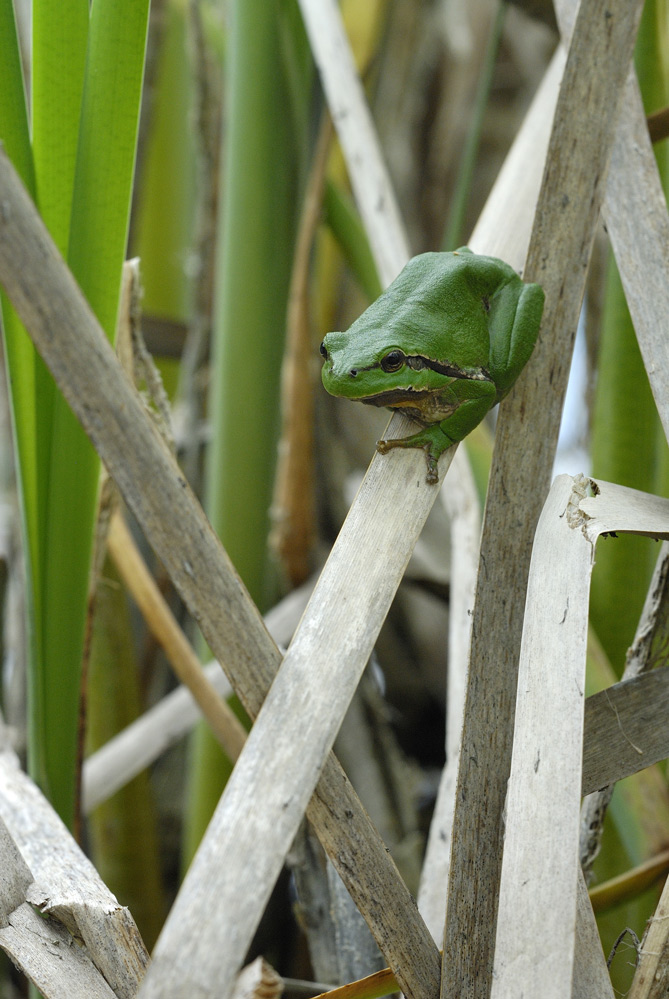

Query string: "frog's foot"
[377, 427, 450, 485]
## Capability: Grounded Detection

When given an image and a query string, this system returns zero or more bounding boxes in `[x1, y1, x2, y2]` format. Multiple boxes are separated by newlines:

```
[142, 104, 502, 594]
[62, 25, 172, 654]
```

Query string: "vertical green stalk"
[0, 0, 37, 558]
[0, 2, 34, 192]
[86, 558, 165, 949]
[37, 0, 149, 828]
[322, 180, 382, 301]
[123, 0, 198, 885]
[4, 0, 88, 821]
[589, 257, 659, 669]
[32, 1, 88, 253]
[132, 0, 195, 324]
[442, 0, 506, 251]
[68, 0, 151, 335]
[205, 0, 298, 603]
[31, 0, 88, 591]
[184, 0, 306, 859]
[1, 0, 149, 828]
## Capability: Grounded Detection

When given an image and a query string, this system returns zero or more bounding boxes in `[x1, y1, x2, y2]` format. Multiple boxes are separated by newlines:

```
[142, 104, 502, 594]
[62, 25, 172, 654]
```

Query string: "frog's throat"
[361, 387, 460, 426]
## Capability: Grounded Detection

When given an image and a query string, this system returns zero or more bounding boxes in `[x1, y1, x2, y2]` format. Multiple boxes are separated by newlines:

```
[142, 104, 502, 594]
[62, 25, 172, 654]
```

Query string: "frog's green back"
[323, 247, 544, 400]
[352, 250, 496, 372]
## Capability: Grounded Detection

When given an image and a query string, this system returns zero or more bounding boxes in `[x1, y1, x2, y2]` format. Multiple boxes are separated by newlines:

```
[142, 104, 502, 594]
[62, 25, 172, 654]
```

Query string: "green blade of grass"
[0, 0, 46, 790]
[131, 0, 195, 323]
[29, 0, 150, 825]
[86, 556, 166, 948]
[589, 257, 661, 670]
[184, 0, 304, 858]
[68, 0, 150, 336]
[31, 0, 87, 506]
[323, 179, 381, 301]
[442, 0, 506, 251]
[32, 0, 88, 253]
[204, 0, 300, 604]
[0, 0, 35, 196]
[0, 0, 39, 562]
[24, 0, 89, 817]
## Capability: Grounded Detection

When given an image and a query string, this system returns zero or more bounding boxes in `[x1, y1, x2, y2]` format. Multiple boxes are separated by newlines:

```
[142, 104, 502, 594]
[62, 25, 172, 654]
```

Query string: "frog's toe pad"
[423, 451, 439, 484]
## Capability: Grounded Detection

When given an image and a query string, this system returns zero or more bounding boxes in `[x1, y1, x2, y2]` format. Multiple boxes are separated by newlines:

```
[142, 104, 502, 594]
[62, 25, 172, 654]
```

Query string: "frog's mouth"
[361, 387, 433, 409]
[361, 387, 461, 426]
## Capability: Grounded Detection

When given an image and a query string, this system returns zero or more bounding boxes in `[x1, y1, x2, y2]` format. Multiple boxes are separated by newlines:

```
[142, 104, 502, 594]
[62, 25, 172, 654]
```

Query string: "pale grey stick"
[83, 584, 312, 812]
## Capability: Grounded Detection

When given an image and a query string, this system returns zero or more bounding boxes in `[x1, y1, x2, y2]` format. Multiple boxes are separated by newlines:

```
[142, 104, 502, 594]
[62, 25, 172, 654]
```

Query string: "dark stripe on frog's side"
[352, 354, 492, 382]
[404, 355, 492, 381]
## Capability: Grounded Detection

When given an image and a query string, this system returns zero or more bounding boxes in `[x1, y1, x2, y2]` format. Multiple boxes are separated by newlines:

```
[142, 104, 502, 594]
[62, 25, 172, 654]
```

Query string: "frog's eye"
[319, 341, 328, 359]
[381, 349, 405, 373]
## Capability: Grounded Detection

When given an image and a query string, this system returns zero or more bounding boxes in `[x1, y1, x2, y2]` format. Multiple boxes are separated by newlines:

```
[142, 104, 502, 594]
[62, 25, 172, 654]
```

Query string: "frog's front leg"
[377, 425, 452, 484]
[378, 391, 495, 484]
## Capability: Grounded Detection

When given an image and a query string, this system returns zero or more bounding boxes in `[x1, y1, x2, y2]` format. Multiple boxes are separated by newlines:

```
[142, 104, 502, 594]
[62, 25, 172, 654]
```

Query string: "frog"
[320, 247, 545, 484]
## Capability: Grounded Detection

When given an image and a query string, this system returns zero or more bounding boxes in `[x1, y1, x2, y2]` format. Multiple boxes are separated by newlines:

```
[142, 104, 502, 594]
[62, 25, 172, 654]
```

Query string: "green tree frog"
[320, 248, 544, 484]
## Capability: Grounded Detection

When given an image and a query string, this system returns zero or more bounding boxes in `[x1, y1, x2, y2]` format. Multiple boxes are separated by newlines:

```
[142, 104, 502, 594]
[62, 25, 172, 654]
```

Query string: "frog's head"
[320, 251, 494, 408]
[319, 329, 485, 406]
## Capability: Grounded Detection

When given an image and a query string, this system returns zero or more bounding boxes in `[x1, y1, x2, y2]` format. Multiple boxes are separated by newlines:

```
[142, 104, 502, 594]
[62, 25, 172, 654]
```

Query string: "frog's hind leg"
[488, 280, 544, 397]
